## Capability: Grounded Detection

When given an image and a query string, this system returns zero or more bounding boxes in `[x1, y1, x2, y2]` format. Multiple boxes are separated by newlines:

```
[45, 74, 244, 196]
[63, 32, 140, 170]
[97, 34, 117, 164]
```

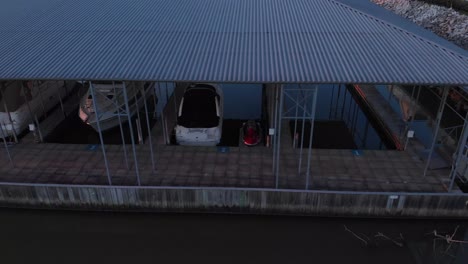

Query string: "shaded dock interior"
[0, 81, 459, 194]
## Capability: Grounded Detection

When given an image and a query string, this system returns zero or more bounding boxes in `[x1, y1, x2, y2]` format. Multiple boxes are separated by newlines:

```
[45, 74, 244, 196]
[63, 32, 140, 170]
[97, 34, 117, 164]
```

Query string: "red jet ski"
[242, 120, 262, 146]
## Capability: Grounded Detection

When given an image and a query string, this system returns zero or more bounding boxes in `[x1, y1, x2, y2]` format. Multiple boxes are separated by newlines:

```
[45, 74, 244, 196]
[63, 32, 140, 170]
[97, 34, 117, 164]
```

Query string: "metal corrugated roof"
[335, 0, 468, 57]
[0, 0, 467, 85]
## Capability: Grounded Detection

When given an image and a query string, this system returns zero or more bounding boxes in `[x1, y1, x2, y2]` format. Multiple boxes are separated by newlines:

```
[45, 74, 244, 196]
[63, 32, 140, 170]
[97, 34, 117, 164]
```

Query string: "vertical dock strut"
[424, 86, 449, 177]
[112, 81, 129, 170]
[34, 115, 43, 143]
[272, 85, 279, 174]
[292, 88, 300, 148]
[448, 112, 468, 192]
[275, 85, 284, 189]
[142, 83, 156, 172]
[89, 81, 112, 185]
[156, 83, 168, 144]
[298, 86, 308, 178]
[280, 84, 318, 189]
[122, 82, 141, 185]
[305, 85, 319, 190]
[133, 83, 144, 145]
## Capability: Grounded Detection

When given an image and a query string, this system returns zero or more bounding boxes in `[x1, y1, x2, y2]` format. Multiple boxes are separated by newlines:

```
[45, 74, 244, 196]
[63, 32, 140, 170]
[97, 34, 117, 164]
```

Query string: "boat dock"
[1, 0, 467, 218]
[0, 129, 450, 193]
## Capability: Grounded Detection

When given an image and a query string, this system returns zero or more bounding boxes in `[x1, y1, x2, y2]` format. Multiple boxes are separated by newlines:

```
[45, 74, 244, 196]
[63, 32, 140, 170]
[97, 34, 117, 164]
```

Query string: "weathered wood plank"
[0, 184, 467, 218]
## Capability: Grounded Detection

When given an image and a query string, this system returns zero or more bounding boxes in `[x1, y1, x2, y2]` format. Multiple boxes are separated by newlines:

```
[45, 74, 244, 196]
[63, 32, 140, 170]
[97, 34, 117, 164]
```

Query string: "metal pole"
[123, 82, 141, 185]
[156, 83, 168, 144]
[329, 84, 334, 119]
[113, 81, 129, 170]
[89, 82, 112, 185]
[292, 89, 300, 148]
[424, 86, 449, 177]
[134, 87, 143, 145]
[306, 85, 318, 189]
[272, 84, 279, 173]
[0, 82, 18, 143]
[275, 84, 284, 189]
[152, 84, 158, 119]
[269, 85, 275, 126]
[34, 115, 43, 143]
[0, 122, 13, 166]
[56, 81, 66, 118]
[335, 84, 341, 120]
[142, 83, 156, 172]
[448, 112, 468, 192]
[341, 85, 347, 120]
[172, 82, 177, 121]
[298, 85, 307, 177]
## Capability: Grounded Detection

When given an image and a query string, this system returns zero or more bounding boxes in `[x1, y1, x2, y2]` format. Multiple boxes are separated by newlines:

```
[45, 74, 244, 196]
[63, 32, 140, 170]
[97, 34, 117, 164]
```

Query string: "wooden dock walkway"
[0, 138, 450, 193]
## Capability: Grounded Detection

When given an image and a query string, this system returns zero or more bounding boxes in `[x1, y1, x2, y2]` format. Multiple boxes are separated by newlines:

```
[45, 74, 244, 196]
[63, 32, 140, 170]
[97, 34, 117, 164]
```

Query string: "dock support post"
[113, 82, 129, 170]
[298, 86, 307, 177]
[424, 86, 449, 177]
[133, 86, 143, 145]
[306, 85, 318, 190]
[448, 112, 468, 192]
[123, 82, 141, 186]
[272, 85, 279, 174]
[172, 82, 177, 124]
[156, 83, 168, 144]
[292, 89, 300, 148]
[142, 83, 156, 172]
[275, 85, 284, 189]
[340, 84, 346, 120]
[34, 115, 43, 143]
[89, 81, 112, 185]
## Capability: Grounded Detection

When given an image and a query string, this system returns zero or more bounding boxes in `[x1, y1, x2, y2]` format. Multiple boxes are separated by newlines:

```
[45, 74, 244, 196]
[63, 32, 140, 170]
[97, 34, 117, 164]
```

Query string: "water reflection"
[283, 84, 391, 150]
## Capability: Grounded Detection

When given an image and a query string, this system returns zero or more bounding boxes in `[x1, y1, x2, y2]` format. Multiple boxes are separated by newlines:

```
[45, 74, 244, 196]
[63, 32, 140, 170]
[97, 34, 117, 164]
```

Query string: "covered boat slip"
[0, 81, 456, 194]
[0, 0, 467, 213]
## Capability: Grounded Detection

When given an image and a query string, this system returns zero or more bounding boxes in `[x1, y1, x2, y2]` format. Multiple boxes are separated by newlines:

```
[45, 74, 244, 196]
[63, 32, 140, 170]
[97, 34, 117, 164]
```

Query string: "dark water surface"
[1, 209, 466, 264]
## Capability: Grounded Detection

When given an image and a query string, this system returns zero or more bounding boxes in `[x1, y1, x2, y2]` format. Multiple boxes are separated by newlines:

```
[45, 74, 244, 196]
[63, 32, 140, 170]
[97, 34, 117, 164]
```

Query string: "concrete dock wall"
[0, 183, 467, 218]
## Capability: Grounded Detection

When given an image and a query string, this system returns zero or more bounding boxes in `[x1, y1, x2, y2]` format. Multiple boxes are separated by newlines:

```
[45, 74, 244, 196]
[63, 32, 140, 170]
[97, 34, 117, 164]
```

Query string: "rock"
[371, 0, 468, 50]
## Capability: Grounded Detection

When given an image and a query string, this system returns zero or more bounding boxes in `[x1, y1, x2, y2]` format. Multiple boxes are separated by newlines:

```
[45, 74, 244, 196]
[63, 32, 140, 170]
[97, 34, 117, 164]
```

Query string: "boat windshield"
[178, 86, 219, 128]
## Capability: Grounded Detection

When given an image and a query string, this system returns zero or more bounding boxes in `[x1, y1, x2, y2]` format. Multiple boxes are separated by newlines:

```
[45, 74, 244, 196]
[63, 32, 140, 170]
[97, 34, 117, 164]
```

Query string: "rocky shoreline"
[371, 0, 468, 50]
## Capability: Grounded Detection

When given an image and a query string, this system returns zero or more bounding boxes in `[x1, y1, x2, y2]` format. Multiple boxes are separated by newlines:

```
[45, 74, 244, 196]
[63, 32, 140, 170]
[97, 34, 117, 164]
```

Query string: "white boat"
[78, 81, 154, 132]
[175, 83, 223, 146]
[0, 80, 70, 139]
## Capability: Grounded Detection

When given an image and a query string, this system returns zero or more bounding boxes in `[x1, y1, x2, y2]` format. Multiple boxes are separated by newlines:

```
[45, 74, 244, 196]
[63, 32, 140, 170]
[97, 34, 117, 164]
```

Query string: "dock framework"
[0, 0, 467, 217]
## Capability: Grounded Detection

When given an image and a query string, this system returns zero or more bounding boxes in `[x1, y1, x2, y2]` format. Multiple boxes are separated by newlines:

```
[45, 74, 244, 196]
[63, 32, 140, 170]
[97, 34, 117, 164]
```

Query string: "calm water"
[44, 83, 390, 149]
[1, 209, 467, 264]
